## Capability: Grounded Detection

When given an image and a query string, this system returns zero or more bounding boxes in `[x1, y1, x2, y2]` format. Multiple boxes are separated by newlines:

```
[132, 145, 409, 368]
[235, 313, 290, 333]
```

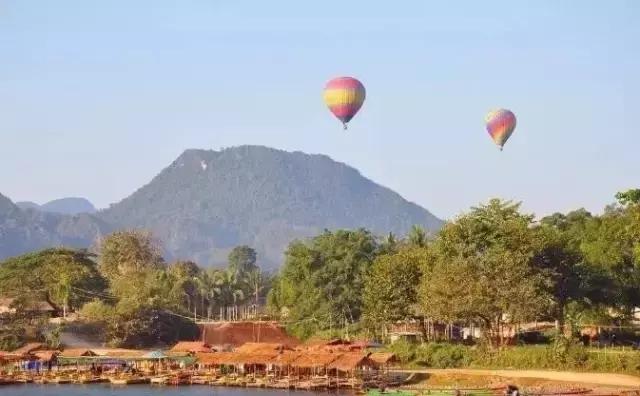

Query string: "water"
[0, 385, 351, 396]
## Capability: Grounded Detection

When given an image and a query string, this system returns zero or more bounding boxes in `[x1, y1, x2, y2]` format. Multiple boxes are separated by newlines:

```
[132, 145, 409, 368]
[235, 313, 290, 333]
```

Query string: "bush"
[384, 339, 640, 374]
[415, 343, 472, 368]
[388, 339, 416, 363]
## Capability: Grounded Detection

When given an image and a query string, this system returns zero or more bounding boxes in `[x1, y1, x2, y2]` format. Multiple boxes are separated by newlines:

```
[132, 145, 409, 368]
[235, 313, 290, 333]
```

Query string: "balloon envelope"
[323, 77, 366, 129]
[485, 109, 516, 150]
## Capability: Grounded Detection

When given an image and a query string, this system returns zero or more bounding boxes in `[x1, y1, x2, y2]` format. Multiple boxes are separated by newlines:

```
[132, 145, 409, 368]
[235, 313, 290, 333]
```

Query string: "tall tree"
[419, 199, 549, 346]
[228, 245, 258, 278]
[98, 230, 164, 279]
[362, 247, 427, 337]
[0, 248, 106, 314]
[268, 229, 378, 339]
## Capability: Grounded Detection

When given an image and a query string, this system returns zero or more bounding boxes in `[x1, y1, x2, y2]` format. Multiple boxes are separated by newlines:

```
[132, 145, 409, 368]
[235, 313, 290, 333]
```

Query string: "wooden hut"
[328, 353, 375, 388]
[369, 352, 399, 368]
[290, 352, 340, 379]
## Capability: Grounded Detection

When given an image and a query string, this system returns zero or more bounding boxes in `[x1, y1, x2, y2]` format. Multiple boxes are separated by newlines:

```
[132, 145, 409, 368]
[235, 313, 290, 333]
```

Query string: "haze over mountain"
[16, 197, 96, 215]
[1, 146, 442, 268]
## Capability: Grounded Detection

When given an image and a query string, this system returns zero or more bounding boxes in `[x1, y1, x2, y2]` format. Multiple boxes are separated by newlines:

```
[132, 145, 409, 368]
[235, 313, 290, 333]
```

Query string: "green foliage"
[419, 199, 549, 345]
[387, 339, 416, 363]
[228, 246, 258, 278]
[0, 248, 107, 312]
[616, 189, 640, 206]
[268, 229, 378, 339]
[414, 343, 471, 368]
[98, 230, 164, 279]
[362, 247, 427, 334]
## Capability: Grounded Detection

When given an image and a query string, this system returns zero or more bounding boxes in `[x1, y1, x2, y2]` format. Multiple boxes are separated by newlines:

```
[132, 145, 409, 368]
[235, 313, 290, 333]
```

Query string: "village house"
[0, 297, 56, 317]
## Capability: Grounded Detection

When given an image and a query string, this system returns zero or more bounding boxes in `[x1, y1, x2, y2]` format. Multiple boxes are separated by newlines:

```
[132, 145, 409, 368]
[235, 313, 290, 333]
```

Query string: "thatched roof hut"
[195, 352, 239, 366]
[327, 353, 374, 372]
[268, 350, 301, 366]
[369, 352, 399, 367]
[290, 352, 340, 368]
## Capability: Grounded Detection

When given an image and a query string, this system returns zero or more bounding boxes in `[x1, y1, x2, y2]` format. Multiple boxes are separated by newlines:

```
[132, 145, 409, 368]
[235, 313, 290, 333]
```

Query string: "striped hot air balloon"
[485, 109, 517, 151]
[323, 76, 366, 130]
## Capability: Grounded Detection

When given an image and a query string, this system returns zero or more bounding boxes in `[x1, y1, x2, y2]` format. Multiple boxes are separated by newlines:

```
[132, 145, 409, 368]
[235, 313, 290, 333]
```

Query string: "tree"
[98, 230, 164, 280]
[419, 199, 550, 346]
[362, 247, 427, 337]
[268, 229, 378, 339]
[167, 260, 202, 313]
[408, 225, 427, 248]
[615, 188, 640, 206]
[245, 268, 270, 307]
[533, 226, 596, 333]
[228, 245, 258, 279]
[0, 248, 107, 314]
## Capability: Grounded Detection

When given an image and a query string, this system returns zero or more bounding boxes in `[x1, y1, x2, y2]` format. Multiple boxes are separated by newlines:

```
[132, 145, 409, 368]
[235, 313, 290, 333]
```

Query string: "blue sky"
[1, 1, 638, 219]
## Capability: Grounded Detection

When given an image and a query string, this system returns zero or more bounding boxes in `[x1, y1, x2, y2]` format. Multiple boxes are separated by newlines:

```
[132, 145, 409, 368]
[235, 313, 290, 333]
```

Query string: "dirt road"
[395, 369, 640, 388]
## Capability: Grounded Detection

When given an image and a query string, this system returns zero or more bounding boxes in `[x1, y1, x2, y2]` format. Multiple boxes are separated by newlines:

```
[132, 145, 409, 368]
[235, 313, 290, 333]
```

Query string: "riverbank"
[396, 369, 640, 395]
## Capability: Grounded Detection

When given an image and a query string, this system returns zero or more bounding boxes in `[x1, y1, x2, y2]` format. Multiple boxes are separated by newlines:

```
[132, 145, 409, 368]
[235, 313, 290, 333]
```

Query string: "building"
[0, 297, 56, 316]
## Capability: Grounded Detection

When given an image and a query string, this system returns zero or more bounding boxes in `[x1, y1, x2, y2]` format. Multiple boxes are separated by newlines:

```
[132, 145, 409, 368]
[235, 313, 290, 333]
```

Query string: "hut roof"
[268, 351, 301, 366]
[199, 321, 299, 348]
[235, 342, 293, 354]
[91, 348, 146, 358]
[170, 341, 212, 353]
[291, 352, 340, 368]
[327, 353, 373, 372]
[60, 349, 97, 358]
[237, 352, 279, 365]
[34, 350, 59, 362]
[369, 352, 398, 365]
[12, 342, 45, 355]
[195, 352, 239, 366]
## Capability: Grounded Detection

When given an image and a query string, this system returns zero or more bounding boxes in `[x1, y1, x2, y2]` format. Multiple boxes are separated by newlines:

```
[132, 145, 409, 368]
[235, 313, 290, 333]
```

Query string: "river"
[0, 385, 350, 396]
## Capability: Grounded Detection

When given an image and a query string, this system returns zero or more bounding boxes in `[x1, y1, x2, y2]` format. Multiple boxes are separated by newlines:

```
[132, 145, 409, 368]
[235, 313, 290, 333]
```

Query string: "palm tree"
[245, 269, 268, 309]
[216, 269, 245, 320]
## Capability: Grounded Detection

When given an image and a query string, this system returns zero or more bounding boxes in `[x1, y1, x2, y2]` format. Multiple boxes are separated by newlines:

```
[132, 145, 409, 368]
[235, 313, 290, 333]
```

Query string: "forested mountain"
[97, 146, 442, 268]
[0, 146, 442, 268]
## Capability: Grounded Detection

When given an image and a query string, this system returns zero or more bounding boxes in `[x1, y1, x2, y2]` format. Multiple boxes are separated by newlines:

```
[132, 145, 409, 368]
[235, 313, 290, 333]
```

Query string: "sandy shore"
[395, 368, 640, 388]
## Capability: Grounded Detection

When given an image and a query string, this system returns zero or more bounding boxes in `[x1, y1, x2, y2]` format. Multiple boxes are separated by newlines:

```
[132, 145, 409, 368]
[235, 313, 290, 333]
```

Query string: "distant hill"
[0, 194, 110, 259]
[97, 146, 442, 269]
[1, 146, 442, 267]
[16, 197, 96, 215]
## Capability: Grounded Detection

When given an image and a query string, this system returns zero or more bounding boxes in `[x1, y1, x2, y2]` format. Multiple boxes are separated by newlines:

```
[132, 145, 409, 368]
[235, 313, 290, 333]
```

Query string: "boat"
[150, 376, 169, 385]
[110, 376, 150, 385]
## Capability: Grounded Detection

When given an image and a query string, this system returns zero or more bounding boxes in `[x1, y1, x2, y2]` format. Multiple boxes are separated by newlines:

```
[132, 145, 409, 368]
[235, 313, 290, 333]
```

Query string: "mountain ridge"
[16, 197, 96, 215]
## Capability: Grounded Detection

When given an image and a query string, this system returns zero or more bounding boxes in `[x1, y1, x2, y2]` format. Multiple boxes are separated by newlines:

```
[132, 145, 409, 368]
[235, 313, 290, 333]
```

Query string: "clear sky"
[1, 1, 638, 220]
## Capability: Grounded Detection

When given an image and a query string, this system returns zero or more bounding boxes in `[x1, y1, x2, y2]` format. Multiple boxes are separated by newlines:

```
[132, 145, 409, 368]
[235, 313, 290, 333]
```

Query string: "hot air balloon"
[323, 76, 366, 130]
[485, 109, 516, 151]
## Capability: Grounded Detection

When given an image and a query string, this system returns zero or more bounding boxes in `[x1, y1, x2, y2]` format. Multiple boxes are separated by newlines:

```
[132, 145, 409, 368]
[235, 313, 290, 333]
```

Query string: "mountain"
[16, 197, 96, 215]
[0, 146, 442, 267]
[15, 201, 40, 211]
[0, 193, 110, 259]
[97, 146, 442, 269]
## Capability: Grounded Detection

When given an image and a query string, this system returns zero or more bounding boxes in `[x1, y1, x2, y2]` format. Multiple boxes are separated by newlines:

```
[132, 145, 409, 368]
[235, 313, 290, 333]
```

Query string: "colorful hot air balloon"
[323, 76, 366, 130]
[485, 109, 517, 151]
